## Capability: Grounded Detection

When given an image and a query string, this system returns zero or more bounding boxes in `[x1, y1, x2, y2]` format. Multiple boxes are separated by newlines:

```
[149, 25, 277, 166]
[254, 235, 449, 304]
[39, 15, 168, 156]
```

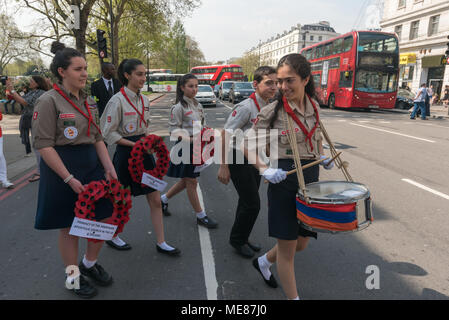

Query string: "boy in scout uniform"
[217, 66, 278, 258]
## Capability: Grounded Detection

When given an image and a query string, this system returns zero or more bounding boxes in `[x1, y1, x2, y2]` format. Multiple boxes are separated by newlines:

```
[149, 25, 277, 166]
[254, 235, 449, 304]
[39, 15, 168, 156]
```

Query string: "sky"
[183, 0, 379, 62]
[7, 0, 381, 65]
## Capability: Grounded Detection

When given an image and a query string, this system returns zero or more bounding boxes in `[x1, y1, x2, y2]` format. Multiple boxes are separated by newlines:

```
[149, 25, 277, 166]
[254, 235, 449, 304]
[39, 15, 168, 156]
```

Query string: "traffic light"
[97, 29, 108, 59]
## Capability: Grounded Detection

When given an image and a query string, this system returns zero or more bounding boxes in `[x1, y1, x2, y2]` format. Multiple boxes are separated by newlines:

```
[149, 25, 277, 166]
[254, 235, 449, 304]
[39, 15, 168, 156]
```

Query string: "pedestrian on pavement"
[6, 76, 49, 182]
[425, 84, 433, 117]
[161, 74, 219, 229]
[91, 62, 121, 118]
[442, 85, 449, 108]
[0, 109, 14, 189]
[217, 66, 278, 258]
[410, 83, 428, 120]
[244, 54, 334, 300]
[100, 58, 180, 255]
[33, 41, 117, 298]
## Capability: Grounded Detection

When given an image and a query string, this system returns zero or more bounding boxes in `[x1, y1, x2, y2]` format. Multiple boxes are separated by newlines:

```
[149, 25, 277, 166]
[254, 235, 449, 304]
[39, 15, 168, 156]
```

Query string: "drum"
[296, 181, 373, 234]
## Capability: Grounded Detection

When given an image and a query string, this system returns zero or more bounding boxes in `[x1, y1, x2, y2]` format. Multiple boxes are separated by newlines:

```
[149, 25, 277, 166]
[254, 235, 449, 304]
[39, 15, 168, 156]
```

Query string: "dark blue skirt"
[167, 142, 200, 179]
[35, 144, 113, 230]
[267, 159, 319, 240]
[113, 135, 157, 197]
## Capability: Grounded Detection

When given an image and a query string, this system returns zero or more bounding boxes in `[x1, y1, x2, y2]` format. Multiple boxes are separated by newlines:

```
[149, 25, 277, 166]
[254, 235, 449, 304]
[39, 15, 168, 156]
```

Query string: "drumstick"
[264, 152, 342, 183]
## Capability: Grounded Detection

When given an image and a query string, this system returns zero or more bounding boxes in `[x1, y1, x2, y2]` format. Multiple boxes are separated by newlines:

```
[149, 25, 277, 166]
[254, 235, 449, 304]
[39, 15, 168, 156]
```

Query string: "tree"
[235, 53, 260, 80]
[0, 14, 33, 74]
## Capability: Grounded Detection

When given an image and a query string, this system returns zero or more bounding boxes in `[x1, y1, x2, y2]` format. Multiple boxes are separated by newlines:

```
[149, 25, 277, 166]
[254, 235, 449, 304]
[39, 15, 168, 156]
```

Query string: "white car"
[196, 85, 217, 107]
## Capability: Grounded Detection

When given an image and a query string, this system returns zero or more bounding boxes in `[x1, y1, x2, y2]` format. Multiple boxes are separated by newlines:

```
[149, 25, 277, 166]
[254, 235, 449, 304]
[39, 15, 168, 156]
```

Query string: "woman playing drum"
[244, 54, 334, 300]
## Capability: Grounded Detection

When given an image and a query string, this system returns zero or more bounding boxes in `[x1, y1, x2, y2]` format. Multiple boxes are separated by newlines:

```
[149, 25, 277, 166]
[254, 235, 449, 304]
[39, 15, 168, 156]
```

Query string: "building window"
[398, 0, 406, 8]
[428, 15, 439, 36]
[310, 35, 314, 41]
[319, 36, 322, 41]
[394, 25, 402, 41]
[409, 20, 419, 40]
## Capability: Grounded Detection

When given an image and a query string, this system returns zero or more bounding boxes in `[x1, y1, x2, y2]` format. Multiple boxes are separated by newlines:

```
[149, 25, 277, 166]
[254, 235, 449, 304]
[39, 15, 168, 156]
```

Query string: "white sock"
[157, 241, 175, 251]
[258, 254, 273, 281]
[82, 255, 97, 269]
[111, 236, 127, 247]
[289, 296, 300, 300]
[196, 211, 207, 219]
[161, 194, 169, 204]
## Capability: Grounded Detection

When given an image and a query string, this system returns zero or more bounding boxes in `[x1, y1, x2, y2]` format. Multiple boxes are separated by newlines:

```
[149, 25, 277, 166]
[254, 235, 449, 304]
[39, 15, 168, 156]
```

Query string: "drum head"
[298, 181, 370, 204]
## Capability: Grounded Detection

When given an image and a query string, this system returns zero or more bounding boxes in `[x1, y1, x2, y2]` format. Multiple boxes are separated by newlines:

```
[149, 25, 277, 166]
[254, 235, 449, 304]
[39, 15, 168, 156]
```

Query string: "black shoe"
[69, 275, 98, 299]
[79, 262, 113, 287]
[247, 241, 261, 252]
[252, 258, 278, 288]
[161, 201, 171, 216]
[156, 244, 181, 256]
[197, 216, 218, 229]
[231, 243, 255, 258]
[106, 240, 132, 251]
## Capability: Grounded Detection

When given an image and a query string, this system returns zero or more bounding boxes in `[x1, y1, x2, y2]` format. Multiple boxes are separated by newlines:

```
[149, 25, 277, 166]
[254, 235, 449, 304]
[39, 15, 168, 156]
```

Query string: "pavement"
[0, 93, 165, 182]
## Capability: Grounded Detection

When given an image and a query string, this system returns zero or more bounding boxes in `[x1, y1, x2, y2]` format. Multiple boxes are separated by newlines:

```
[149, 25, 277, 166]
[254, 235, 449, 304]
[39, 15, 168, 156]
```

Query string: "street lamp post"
[302, 31, 309, 50]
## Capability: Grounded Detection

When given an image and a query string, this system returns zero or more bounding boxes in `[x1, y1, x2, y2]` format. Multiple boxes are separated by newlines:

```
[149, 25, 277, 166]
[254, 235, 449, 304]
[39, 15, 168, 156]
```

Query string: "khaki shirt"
[32, 85, 103, 149]
[168, 96, 205, 136]
[100, 86, 151, 145]
[224, 93, 268, 149]
[251, 97, 322, 160]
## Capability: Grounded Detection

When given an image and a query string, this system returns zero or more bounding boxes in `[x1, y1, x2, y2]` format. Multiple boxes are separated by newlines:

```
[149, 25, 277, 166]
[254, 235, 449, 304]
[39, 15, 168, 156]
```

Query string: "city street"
[1, 93, 449, 300]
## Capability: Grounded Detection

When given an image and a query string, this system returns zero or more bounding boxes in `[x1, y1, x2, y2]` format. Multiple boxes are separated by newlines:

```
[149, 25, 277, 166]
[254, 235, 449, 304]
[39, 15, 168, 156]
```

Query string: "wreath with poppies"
[74, 179, 132, 243]
[193, 127, 215, 166]
[128, 134, 170, 186]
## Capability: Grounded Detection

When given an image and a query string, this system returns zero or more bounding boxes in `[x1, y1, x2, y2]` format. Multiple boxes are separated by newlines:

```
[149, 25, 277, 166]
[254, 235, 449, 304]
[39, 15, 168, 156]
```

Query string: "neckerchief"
[121, 87, 145, 128]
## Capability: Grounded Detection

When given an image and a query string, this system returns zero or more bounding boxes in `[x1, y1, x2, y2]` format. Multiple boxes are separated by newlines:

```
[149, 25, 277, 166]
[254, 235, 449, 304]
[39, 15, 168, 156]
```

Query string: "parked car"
[218, 81, 234, 101]
[213, 84, 220, 98]
[196, 85, 217, 107]
[395, 88, 415, 110]
[229, 82, 255, 104]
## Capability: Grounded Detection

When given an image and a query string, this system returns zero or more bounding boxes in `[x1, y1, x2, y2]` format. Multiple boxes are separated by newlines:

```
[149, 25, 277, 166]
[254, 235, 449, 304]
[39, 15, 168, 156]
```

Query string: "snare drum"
[296, 181, 373, 234]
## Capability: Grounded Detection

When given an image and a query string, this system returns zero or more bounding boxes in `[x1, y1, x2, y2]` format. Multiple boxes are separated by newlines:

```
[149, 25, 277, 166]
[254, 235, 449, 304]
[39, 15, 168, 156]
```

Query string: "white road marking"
[402, 179, 449, 201]
[196, 184, 218, 300]
[223, 104, 233, 110]
[379, 121, 391, 124]
[349, 122, 436, 143]
[216, 118, 226, 121]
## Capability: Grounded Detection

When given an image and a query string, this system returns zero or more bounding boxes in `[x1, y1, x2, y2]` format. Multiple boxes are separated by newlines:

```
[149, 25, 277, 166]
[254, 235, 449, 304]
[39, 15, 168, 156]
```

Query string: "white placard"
[69, 217, 118, 241]
[141, 172, 168, 191]
[194, 158, 213, 173]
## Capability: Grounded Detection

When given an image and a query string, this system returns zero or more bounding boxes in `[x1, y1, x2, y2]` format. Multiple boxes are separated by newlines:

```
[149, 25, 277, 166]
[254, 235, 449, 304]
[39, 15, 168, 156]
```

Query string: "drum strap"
[283, 110, 310, 203]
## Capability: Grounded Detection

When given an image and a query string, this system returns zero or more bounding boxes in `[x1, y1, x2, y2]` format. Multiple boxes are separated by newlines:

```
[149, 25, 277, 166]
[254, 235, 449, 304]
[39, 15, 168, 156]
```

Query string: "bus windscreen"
[357, 32, 398, 53]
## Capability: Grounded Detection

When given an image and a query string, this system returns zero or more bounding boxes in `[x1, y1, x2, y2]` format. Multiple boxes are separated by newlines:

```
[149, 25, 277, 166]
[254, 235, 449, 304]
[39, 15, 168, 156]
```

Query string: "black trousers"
[229, 162, 261, 246]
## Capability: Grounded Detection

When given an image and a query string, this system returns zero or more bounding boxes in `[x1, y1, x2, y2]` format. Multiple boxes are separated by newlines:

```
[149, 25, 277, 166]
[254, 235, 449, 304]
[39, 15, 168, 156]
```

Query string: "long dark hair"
[117, 59, 144, 86]
[176, 73, 198, 108]
[49, 41, 84, 83]
[270, 54, 316, 128]
[31, 75, 50, 91]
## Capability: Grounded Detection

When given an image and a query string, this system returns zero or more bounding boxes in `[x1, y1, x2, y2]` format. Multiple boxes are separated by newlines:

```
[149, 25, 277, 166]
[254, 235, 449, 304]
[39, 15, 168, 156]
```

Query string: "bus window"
[339, 71, 353, 88]
[311, 47, 316, 59]
[343, 36, 353, 52]
[324, 42, 333, 56]
[333, 38, 343, 54]
[312, 74, 321, 88]
[316, 46, 323, 58]
[304, 49, 312, 60]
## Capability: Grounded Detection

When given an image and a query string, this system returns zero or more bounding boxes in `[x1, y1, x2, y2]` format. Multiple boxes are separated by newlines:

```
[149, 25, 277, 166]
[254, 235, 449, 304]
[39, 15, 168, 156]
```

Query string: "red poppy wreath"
[128, 134, 170, 186]
[74, 179, 132, 243]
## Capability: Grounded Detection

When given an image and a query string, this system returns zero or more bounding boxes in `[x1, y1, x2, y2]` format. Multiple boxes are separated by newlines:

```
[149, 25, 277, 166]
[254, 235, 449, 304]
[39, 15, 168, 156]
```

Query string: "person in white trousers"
[0, 110, 14, 189]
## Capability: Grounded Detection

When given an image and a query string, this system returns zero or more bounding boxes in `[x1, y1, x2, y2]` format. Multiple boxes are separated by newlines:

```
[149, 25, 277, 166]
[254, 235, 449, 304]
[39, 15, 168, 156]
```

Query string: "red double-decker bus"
[300, 31, 399, 110]
[190, 64, 245, 87]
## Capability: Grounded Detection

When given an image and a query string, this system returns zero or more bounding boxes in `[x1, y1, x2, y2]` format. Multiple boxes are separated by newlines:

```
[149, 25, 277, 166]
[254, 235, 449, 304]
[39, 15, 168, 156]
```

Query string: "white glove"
[320, 155, 334, 170]
[262, 168, 287, 184]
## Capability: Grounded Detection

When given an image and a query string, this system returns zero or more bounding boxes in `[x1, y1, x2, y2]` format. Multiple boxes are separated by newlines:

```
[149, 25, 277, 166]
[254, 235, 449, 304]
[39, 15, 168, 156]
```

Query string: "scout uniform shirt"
[168, 96, 205, 136]
[224, 93, 267, 150]
[251, 96, 323, 160]
[100, 86, 152, 145]
[32, 84, 103, 149]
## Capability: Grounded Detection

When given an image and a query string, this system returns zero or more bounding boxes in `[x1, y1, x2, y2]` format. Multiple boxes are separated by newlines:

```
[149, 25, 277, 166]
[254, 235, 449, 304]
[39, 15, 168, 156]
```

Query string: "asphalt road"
[1, 93, 449, 300]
